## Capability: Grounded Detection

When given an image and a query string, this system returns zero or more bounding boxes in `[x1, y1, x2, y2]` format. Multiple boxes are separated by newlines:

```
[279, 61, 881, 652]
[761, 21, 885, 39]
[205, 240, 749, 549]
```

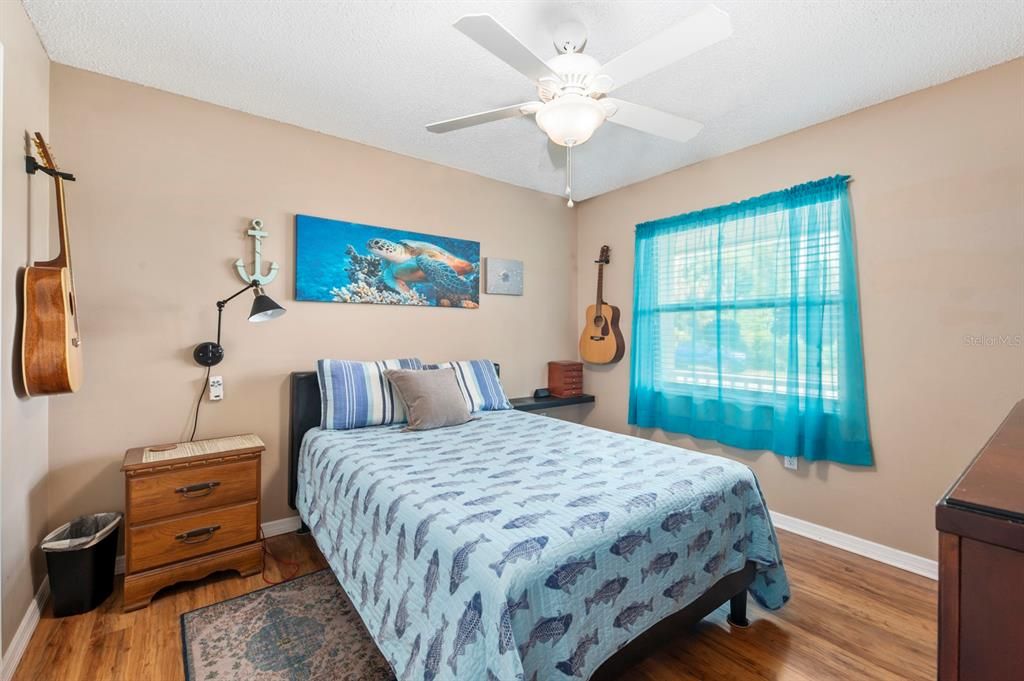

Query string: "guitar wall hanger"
[26, 154, 76, 181]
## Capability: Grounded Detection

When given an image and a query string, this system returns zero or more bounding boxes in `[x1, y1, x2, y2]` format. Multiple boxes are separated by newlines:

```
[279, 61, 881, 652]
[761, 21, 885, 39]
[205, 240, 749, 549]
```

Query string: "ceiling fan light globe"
[536, 94, 606, 146]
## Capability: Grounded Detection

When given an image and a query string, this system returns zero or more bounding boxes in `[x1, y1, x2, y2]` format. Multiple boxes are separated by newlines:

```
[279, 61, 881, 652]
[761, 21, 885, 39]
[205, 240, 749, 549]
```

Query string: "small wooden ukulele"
[21, 133, 83, 396]
[579, 244, 625, 364]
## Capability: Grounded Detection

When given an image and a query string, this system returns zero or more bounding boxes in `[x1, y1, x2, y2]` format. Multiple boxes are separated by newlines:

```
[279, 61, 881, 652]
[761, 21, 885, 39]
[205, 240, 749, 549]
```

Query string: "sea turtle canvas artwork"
[295, 215, 481, 308]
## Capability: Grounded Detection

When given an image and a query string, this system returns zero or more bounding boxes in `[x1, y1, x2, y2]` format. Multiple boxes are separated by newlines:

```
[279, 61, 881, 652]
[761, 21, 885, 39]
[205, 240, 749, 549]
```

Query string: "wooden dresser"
[935, 400, 1024, 681]
[121, 435, 264, 611]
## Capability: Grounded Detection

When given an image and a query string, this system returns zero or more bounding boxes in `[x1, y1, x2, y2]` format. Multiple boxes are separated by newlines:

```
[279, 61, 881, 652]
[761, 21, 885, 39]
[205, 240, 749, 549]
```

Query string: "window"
[629, 176, 872, 465]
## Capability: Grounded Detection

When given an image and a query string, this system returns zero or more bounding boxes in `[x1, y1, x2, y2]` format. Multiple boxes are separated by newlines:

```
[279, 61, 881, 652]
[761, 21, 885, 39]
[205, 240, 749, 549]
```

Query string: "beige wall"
[1, 1, 52, 653]
[25, 44, 1024, 615]
[576, 59, 1024, 561]
[46, 65, 578, 530]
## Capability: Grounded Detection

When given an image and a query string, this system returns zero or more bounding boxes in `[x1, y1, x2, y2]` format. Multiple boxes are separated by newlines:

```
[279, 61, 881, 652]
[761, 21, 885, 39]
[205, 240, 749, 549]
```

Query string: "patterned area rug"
[181, 569, 395, 681]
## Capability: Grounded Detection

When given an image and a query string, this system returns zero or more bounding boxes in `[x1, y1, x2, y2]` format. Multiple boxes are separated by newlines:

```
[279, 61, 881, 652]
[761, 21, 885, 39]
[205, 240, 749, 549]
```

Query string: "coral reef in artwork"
[331, 246, 430, 306]
[296, 216, 481, 308]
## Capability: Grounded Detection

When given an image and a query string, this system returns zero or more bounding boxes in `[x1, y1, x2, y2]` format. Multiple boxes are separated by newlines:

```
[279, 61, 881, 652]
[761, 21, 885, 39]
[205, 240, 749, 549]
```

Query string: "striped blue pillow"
[424, 360, 512, 412]
[316, 358, 423, 430]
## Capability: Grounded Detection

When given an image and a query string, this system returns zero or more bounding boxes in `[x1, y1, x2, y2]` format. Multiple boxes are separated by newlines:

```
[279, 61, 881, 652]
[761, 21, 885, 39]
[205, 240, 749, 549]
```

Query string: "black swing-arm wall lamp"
[193, 281, 286, 366]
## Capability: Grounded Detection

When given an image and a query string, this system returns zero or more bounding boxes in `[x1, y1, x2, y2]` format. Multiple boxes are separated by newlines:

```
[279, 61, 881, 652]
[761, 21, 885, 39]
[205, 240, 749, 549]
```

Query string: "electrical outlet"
[783, 456, 798, 470]
[209, 375, 224, 401]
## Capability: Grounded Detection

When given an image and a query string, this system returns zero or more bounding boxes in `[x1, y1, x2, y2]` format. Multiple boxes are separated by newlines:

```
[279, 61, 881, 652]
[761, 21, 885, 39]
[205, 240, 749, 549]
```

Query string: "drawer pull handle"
[175, 525, 221, 544]
[175, 481, 221, 498]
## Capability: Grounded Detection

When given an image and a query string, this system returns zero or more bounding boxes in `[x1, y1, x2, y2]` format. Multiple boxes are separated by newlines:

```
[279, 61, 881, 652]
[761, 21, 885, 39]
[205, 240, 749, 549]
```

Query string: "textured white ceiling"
[22, 0, 1024, 201]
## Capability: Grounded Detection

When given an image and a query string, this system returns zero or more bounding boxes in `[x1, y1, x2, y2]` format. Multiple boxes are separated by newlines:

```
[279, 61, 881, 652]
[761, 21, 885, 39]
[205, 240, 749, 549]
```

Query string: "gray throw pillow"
[383, 368, 472, 431]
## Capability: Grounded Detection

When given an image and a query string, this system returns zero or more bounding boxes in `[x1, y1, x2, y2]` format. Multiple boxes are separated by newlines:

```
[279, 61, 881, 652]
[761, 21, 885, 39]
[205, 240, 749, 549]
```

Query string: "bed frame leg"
[296, 522, 310, 535]
[727, 591, 750, 628]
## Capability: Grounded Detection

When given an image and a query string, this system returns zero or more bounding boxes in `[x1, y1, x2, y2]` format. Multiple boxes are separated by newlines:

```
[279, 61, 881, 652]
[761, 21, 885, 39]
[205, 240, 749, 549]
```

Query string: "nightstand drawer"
[127, 459, 258, 523]
[128, 501, 258, 573]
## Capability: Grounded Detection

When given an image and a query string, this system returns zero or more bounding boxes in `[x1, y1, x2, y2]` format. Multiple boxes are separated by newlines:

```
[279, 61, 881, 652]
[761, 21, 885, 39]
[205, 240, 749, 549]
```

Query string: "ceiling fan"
[426, 5, 732, 205]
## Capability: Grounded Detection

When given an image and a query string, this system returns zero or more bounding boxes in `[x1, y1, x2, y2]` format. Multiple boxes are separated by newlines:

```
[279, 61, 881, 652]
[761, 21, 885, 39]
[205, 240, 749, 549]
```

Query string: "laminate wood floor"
[12, 529, 936, 681]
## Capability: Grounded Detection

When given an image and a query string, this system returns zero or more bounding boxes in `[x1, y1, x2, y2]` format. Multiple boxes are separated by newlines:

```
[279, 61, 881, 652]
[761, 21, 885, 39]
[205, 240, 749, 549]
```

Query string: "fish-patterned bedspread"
[296, 409, 789, 681]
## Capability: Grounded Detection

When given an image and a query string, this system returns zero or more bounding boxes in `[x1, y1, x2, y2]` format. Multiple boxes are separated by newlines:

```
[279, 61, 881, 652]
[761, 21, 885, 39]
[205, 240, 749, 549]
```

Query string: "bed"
[288, 371, 789, 680]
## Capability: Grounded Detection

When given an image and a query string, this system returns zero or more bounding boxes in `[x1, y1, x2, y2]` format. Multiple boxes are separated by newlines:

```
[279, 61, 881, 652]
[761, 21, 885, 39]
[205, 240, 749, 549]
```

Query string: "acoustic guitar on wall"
[21, 132, 83, 396]
[579, 245, 625, 365]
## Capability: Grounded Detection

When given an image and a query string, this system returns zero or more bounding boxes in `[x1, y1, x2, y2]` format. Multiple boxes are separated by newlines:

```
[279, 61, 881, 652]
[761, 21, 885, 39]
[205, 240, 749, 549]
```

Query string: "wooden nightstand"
[121, 434, 264, 611]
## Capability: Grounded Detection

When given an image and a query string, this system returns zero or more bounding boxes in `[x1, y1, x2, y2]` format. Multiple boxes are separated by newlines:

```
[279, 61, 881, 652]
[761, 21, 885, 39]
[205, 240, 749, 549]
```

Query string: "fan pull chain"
[566, 144, 574, 208]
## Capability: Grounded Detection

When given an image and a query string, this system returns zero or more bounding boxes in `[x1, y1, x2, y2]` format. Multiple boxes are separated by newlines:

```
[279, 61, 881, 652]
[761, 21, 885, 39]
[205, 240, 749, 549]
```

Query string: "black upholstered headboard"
[288, 372, 320, 510]
[287, 363, 500, 510]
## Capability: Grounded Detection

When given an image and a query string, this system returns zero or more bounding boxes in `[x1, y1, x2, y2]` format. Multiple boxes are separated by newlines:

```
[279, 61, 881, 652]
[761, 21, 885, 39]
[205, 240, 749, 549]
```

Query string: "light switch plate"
[209, 375, 224, 401]
[784, 456, 798, 470]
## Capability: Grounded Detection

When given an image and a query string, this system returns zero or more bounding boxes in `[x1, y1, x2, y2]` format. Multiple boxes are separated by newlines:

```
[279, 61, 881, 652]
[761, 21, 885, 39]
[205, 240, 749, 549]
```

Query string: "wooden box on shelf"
[120, 434, 264, 611]
[548, 360, 584, 398]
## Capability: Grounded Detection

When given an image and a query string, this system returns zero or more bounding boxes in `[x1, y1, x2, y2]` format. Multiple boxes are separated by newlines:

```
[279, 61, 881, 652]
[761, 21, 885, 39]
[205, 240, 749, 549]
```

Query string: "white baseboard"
[113, 515, 303, 575]
[261, 515, 302, 538]
[1, 577, 50, 681]
[770, 510, 938, 580]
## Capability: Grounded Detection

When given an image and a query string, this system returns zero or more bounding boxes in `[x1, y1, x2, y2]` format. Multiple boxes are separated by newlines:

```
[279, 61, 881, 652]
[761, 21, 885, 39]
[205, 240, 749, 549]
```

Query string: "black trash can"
[41, 512, 121, 617]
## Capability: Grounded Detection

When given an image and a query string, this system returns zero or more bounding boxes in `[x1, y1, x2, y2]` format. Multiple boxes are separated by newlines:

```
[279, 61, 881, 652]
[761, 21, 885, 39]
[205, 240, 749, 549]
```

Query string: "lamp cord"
[188, 282, 260, 442]
[189, 366, 211, 442]
[259, 526, 302, 585]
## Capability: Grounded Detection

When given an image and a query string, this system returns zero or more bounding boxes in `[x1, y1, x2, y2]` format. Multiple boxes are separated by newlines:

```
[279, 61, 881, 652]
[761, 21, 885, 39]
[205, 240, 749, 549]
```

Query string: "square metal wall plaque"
[484, 258, 524, 295]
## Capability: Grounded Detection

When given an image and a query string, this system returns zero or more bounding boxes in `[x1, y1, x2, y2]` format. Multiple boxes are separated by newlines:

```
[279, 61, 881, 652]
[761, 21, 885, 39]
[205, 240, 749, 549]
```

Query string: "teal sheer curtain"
[628, 175, 872, 465]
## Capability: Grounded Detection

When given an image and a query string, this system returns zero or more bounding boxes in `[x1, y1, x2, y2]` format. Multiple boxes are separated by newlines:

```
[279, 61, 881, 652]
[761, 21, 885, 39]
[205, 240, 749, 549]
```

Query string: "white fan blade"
[596, 5, 732, 92]
[454, 14, 559, 82]
[604, 99, 704, 143]
[426, 103, 539, 133]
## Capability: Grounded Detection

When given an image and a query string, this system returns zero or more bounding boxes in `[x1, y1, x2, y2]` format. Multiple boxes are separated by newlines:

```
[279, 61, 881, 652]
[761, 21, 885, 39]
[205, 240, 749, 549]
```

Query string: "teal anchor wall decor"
[235, 218, 280, 285]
